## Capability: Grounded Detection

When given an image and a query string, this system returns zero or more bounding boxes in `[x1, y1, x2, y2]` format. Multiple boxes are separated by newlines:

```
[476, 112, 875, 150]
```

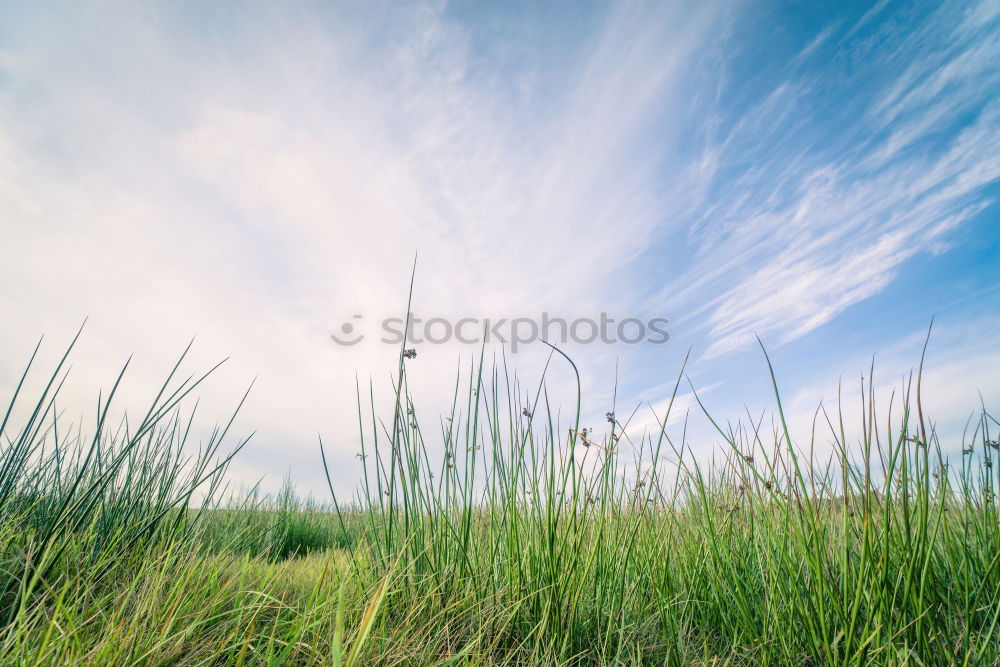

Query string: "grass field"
[1, 330, 999, 665]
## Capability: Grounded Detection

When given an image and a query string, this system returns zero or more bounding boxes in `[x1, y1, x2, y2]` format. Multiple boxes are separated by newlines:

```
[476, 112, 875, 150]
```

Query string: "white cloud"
[1, 0, 996, 499]
[648, 3, 1000, 358]
[0, 0, 734, 494]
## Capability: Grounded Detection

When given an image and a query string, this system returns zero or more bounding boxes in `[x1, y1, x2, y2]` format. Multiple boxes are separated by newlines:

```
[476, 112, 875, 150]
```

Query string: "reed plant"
[0, 324, 997, 664]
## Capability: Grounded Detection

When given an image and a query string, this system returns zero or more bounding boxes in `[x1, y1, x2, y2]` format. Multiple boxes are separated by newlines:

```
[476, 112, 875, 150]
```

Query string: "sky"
[1, 0, 999, 498]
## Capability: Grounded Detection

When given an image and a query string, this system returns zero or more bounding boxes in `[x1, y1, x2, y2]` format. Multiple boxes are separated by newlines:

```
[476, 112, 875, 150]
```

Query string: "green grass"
[1, 328, 998, 665]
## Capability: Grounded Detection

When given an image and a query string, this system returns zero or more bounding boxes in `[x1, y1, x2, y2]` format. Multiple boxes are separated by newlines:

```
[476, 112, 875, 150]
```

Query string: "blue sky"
[1, 0, 998, 496]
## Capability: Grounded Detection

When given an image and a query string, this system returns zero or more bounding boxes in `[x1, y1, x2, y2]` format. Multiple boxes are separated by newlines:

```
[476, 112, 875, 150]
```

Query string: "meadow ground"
[1, 333, 998, 665]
